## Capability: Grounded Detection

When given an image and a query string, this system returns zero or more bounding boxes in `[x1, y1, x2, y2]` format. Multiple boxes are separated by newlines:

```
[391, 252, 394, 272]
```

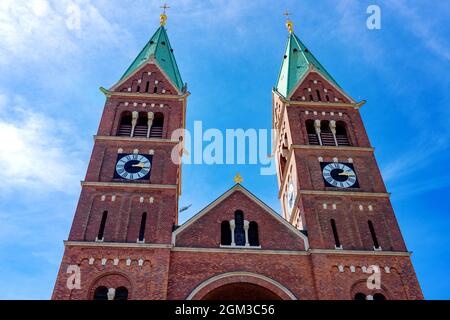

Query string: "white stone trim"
[186, 271, 297, 300]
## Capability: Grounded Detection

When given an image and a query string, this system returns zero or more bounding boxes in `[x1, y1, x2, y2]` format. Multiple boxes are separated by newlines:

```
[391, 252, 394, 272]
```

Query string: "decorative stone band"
[299, 190, 391, 198]
[64, 241, 412, 257]
[283, 99, 365, 110]
[81, 181, 178, 190]
[291, 144, 374, 152]
[94, 135, 179, 144]
[100, 86, 189, 101]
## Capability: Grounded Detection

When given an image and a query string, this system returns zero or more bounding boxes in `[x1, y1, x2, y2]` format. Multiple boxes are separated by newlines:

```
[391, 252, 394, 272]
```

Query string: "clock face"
[114, 154, 152, 181]
[287, 182, 296, 214]
[321, 162, 359, 189]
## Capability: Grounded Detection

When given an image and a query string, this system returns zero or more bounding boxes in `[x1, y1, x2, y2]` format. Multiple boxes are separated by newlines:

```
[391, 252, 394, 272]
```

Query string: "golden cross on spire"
[233, 173, 244, 184]
[160, 3, 170, 26]
[283, 10, 294, 34]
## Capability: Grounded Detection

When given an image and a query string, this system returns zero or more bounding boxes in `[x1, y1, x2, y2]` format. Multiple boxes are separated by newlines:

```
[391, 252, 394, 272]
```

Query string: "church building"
[52, 10, 423, 300]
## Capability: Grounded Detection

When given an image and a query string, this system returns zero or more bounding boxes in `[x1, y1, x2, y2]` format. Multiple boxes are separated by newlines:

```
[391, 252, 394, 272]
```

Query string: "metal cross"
[283, 10, 292, 19]
[160, 3, 170, 14]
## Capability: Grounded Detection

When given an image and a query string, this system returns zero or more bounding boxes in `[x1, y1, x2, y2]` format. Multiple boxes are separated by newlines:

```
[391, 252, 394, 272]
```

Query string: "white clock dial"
[287, 181, 296, 215]
[322, 162, 357, 188]
[115, 154, 151, 180]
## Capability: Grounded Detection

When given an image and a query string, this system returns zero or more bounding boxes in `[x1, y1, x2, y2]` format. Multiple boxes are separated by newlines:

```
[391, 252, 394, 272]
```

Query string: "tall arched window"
[93, 286, 108, 300]
[306, 120, 320, 145]
[97, 211, 108, 241]
[336, 121, 350, 146]
[248, 222, 259, 247]
[221, 221, 231, 245]
[320, 120, 335, 146]
[117, 112, 132, 136]
[368, 220, 380, 249]
[114, 287, 129, 300]
[330, 219, 341, 248]
[138, 212, 147, 242]
[373, 293, 386, 300]
[150, 113, 164, 138]
[133, 112, 148, 137]
[354, 292, 367, 300]
[234, 210, 245, 246]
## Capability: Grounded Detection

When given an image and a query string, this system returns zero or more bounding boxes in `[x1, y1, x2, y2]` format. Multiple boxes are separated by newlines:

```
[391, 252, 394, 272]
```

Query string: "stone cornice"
[65, 241, 172, 249]
[286, 100, 364, 109]
[309, 248, 412, 257]
[299, 190, 390, 198]
[81, 181, 178, 190]
[64, 242, 412, 257]
[100, 86, 189, 101]
[291, 144, 374, 152]
[94, 135, 179, 144]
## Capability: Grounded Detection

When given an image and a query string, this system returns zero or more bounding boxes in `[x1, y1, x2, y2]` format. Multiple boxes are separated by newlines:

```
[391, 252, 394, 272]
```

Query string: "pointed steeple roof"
[120, 26, 184, 92]
[276, 32, 340, 99]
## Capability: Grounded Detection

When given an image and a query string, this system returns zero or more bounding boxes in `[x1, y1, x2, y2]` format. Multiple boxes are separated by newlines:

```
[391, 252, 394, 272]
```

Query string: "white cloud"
[0, 0, 128, 66]
[386, 0, 450, 62]
[0, 92, 85, 193]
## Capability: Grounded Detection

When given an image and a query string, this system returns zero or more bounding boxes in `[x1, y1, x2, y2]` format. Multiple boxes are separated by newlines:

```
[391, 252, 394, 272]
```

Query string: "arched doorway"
[202, 283, 282, 300]
[187, 272, 297, 300]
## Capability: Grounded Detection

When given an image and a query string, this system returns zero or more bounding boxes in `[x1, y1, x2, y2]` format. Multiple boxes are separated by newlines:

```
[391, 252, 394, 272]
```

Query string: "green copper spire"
[276, 31, 340, 99]
[120, 25, 184, 92]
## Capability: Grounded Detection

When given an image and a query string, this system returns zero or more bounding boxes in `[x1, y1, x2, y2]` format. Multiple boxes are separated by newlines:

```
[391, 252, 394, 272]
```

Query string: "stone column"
[107, 288, 116, 300]
[147, 112, 154, 138]
[314, 119, 322, 145]
[244, 220, 250, 247]
[131, 111, 139, 137]
[329, 120, 338, 146]
[229, 219, 236, 246]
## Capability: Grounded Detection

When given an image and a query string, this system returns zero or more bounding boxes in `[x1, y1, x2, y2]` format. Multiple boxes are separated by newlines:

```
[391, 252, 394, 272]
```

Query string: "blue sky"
[0, 0, 449, 300]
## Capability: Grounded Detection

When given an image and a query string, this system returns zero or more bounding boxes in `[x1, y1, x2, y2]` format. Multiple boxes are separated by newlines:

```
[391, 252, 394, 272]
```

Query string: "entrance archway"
[187, 272, 297, 300]
[202, 283, 282, 300]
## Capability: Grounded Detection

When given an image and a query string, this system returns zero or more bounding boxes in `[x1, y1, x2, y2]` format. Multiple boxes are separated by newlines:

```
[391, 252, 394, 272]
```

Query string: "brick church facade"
[52, 13, 423, 300]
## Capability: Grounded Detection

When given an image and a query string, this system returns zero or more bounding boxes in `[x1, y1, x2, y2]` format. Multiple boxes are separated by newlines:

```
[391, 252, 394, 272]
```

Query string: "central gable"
[173, 185, 308, 251]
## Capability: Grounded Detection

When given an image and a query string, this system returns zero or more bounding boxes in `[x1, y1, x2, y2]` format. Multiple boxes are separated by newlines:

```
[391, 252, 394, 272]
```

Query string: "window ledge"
[220, 245, 262, 249]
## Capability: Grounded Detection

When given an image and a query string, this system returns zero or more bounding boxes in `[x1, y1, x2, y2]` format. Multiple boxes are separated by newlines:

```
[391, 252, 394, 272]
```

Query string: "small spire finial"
[233, 173, 244, 184]
[283, 10, 294, 34]
[160, 3, 170, 26]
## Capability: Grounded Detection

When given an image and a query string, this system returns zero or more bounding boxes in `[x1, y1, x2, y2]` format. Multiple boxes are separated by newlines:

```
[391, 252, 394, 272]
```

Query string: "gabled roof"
[172, 184, 309, 250]
[276, 33, 341, 99]
[120, 26, 184, 91]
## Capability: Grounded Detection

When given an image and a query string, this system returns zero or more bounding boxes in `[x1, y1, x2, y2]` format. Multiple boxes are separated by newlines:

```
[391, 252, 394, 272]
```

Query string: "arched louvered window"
[248, 222, 259, 247]
[133, 112, 148, 137]
[234, 210, 245, 246]
[354, 292, 367, 300]
[336, 121, 350, 146]
[221, 221, 232, 246]
[373, 293, 386, 301]
[97, 211, 108, 241]
[306, 120, 320, 145]
[368, 220, 380, 249]
[114, 287, 129, 300]
[117, 112, 132, 136]
[138, 212, 147, 242]
[150, 113, 164, 138]
[316, 89, 322, 101]
[330, 219, 341, 248]
[93, 286, 108, 300]
[320, 120, 335, 146]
